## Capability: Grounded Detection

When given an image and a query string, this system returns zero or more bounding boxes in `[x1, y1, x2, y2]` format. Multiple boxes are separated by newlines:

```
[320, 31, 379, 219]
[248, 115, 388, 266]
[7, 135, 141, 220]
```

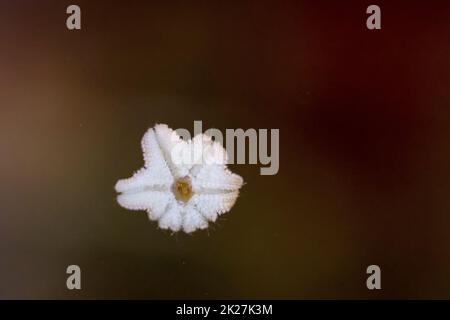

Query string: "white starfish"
[115, 124, 244, 233]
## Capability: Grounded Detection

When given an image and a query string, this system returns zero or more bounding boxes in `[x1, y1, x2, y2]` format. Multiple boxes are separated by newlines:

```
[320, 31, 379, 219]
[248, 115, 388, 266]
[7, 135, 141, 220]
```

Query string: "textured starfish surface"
[115, 124, 244, 233]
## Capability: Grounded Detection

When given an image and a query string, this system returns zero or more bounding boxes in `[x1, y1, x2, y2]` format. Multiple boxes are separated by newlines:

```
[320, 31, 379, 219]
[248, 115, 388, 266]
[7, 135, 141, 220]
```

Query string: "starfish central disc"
[172, 177, 193, 203]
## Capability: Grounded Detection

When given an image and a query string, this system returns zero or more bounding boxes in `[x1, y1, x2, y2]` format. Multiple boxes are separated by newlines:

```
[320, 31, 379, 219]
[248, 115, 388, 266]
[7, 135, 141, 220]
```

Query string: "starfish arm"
[117, 189, 172, 216]
[154, 124, 192, 178]
[141, 127, 176, 182]
[115, 127, 175, 195]
[191, 191, 240, 222]
[182, 204, 208, 233]
[191, 134, 228, 166]
[115, 167, 172, 194]
[158, 202, 183, 232]
[192, 164, 243, 192]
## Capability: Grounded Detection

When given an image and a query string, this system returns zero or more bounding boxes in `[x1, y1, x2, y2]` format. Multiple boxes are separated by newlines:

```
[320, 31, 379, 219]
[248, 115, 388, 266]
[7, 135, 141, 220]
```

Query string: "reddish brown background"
[0, 1, 449, 298]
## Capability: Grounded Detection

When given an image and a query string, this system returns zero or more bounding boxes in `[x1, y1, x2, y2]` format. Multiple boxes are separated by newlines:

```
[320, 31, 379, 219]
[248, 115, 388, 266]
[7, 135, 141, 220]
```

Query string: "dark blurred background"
[0, 1, 449, 299]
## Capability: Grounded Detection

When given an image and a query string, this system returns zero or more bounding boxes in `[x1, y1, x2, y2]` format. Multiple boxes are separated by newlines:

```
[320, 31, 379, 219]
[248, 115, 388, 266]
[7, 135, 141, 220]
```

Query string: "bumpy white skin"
[115, 124, 244, 233]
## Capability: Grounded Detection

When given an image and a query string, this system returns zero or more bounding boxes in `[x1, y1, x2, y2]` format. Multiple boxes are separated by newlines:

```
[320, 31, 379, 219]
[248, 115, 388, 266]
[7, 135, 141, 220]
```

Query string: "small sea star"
[115, 124, 244, 233]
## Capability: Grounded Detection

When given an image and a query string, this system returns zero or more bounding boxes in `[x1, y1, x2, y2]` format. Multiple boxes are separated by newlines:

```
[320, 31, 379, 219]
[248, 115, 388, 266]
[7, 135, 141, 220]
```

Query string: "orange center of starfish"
[172, 177, 193, 203]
